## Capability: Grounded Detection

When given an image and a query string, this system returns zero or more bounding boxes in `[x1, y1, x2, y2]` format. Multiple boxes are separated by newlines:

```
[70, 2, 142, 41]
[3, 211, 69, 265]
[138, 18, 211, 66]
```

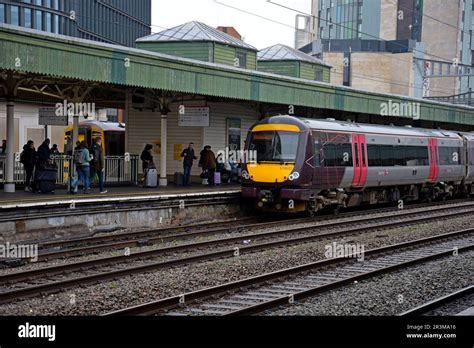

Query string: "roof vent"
[326, 118, 336, 121]
[405, 125, 413, 128]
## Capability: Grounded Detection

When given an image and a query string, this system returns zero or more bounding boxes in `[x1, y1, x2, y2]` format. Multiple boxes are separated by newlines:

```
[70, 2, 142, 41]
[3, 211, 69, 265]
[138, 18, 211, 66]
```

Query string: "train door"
[427, 138, 439, 183]
[352, 133, 368, 188]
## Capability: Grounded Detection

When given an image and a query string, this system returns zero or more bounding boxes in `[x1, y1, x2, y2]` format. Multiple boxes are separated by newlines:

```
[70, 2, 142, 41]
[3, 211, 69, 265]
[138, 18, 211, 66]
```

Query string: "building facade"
[301, 0, 474, 102]
[0, 0, 151, 47]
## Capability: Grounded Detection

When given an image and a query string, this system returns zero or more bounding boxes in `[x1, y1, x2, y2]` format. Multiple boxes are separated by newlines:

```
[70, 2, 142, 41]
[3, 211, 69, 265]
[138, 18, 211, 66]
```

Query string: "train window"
[249, 131, 299, 163]
[323, 143, 353, 167]
[380, 146, 394, 166]
[439, 147, 461, 165]
[314, 139, 322, 167]
[367, 145, 381, 166]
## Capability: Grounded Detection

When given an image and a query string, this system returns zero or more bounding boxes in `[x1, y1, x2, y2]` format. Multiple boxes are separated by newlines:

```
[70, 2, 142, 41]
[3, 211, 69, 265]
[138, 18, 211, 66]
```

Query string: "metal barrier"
[0, 154, 139, 186]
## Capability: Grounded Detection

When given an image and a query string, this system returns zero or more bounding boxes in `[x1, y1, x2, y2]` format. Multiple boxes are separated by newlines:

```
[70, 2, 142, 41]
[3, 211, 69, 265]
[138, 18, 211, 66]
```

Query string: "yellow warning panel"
[174, 144, 183, 161]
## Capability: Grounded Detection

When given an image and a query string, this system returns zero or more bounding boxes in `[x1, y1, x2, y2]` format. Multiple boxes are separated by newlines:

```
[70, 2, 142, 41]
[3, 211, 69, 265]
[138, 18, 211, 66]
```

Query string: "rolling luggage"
[214, 172, 221, 185]
[174, 172, 184, 186]
[35, 168, 57, 194]
[145, 168, 158, 188]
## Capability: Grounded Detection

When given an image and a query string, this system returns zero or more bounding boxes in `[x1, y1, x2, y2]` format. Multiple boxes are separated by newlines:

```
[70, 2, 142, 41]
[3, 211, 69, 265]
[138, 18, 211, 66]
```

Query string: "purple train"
[241, 116, 474, 214]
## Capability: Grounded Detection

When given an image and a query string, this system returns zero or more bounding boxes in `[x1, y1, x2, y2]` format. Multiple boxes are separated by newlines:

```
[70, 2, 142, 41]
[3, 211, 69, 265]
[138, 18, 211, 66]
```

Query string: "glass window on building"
[52, 0, 58, 10]
[35, 0, 42, 5]
[235, 51, 247, 69]
[54, 14, 59, 33]
[35, 10, 42, 30]
[45, 12, 51, 31]
[24, 8, 32, 28]
[0, 4, 4, 24]
[23, 0, 32, 3]
[45, 0, 51, 8]
[11, 6, 20, 26]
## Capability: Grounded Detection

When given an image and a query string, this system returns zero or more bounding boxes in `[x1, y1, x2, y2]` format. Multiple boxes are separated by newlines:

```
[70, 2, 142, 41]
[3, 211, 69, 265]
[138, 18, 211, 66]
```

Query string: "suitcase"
[35, 169, 57, 182]
[174, 172, 184, 186]
[38, 180, 56, 194]
[214, 172, 221, 185]
[35, 169, 57, 194]
[145, 168, 158, 188]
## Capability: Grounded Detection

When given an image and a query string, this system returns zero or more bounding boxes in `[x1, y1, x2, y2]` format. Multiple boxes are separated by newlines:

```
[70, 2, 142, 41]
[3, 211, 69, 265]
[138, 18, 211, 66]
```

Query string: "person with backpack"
[20, 140, 37, 192]
[90, 137, 107, 194]
[74, 141, 92, 194]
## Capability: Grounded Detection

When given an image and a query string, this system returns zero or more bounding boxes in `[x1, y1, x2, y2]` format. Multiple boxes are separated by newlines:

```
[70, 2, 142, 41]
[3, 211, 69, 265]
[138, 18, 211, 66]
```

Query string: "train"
[63, 120, 125, 156]
[241, 115, 474, 214]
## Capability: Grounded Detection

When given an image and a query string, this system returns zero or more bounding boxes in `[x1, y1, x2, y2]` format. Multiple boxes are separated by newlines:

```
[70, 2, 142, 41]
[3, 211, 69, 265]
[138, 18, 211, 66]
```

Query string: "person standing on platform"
[51, 144, 60, 155]
[1, 139, 6, 154]
[201, 145, 217, 186]
[140, 144, 154, 185]
[180, 142, 197, 186]
[74, 141, 92, 194]
[90, 137, 107, 194]
[20, 140, 37, 192]
[37, 138, 51, 169]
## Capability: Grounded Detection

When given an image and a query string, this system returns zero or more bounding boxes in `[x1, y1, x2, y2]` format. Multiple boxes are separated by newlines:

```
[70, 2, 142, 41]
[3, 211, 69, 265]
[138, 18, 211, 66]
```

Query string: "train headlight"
[242, 171, 250, 180]
[288, 172, 300, 181]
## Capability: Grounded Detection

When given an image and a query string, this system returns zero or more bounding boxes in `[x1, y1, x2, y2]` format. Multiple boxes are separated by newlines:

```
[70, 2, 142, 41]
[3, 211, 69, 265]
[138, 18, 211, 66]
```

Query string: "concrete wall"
[421, 0, 461, 97]
[380, 0, 398, 40]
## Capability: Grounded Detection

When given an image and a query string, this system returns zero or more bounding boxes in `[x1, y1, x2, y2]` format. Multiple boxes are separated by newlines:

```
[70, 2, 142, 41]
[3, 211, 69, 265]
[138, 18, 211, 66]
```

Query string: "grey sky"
[151, 0, 312, 49]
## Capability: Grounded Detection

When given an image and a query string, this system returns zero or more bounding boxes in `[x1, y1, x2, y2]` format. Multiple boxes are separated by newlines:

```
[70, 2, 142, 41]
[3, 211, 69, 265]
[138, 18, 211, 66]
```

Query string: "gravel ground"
[0, 214, 472, 315]
[265, 251, 473, 316]
[1, 203, 472, 276]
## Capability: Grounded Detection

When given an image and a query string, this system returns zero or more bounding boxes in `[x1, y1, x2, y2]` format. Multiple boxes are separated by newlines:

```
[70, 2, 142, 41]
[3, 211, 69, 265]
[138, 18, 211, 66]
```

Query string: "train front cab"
[241, 118, 313, 213]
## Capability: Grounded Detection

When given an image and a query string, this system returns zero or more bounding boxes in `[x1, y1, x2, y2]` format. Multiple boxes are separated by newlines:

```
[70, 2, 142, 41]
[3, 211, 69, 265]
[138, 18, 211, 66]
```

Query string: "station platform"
[0, 184, 242, 210]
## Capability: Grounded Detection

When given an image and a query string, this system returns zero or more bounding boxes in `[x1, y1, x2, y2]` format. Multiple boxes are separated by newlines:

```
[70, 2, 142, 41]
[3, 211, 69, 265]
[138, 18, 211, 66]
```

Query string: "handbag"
[200, 170, 209, 179]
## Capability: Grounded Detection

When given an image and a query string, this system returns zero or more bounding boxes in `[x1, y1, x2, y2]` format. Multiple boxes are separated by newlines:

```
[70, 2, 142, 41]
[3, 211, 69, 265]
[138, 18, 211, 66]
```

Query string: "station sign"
[38, 106, 69, 126]
[179, 107, 210, 127]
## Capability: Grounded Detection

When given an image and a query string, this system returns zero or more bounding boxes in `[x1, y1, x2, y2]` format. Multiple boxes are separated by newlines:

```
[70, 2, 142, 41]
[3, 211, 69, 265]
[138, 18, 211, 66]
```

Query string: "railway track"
[17, 200, 474, 262]
[0, 204, 472, 305]
[105, 230, 473, 316]
[400, 286, 474, 316]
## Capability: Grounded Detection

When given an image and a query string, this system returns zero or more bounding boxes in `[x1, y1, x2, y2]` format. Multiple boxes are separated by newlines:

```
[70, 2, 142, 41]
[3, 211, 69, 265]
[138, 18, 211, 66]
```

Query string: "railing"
[0, 155, 139, 186]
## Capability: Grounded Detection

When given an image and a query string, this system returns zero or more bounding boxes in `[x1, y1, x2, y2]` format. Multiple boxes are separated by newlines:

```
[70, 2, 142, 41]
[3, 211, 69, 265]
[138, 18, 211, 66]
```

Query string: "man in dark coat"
[20, 140, 37, 192]
[201, 146, 217, 186]
[180, 142, 197, 186]
[37, 138, 51, 169]
[90, 137, 107, 194]
[1, 139, 6, 154]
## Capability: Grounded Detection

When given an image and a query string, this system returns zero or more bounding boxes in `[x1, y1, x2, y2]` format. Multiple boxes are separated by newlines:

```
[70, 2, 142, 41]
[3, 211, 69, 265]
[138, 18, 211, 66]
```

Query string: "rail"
[0, 154, 139, 186]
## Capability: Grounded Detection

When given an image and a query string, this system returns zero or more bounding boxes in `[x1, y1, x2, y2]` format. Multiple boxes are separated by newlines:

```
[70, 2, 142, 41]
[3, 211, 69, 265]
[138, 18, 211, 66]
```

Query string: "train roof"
[67, 120, 126, 132]
[256, 116, 463, 140]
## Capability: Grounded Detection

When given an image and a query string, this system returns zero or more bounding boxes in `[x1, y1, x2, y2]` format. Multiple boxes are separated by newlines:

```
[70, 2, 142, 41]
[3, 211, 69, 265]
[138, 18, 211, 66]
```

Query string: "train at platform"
[241, 115, 474, 214]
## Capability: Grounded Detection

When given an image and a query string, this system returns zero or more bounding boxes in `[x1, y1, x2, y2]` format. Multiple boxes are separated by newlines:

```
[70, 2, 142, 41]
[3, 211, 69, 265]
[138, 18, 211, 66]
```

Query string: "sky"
[151, 0, 312, 49]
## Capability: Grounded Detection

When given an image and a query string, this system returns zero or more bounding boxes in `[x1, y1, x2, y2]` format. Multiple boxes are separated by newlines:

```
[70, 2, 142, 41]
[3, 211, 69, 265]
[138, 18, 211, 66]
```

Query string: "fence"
[0, 154, 139, 186]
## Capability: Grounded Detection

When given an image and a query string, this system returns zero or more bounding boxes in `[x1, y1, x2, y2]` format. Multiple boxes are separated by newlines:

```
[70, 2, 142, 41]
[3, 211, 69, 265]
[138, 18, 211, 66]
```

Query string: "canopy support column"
[4, 99, 15, 193]
[159, 112, 168, 187]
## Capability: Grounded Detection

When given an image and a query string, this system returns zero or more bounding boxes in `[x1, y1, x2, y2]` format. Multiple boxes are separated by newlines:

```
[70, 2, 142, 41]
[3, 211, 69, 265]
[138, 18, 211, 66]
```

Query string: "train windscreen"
[249, 131, 299, 164]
